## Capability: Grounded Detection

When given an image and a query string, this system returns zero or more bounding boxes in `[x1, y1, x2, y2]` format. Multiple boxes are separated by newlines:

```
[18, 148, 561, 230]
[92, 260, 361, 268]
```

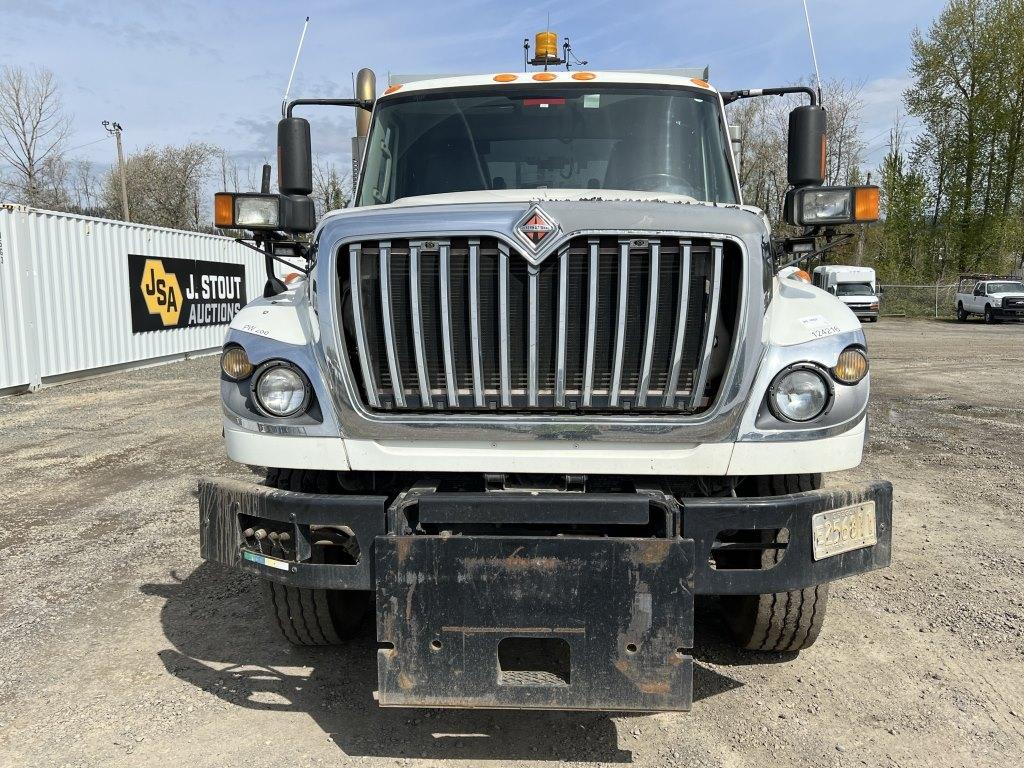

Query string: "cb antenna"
[282, 16, 311, 117]
[801, 0, 822, 100]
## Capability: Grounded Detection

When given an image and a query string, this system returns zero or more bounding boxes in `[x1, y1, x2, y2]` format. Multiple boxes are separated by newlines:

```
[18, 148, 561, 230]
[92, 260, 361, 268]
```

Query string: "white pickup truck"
[955, 277, 1024, 323]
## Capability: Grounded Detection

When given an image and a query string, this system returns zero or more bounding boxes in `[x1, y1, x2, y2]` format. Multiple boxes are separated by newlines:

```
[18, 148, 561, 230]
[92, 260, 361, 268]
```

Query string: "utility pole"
[102, 121, 130, 222]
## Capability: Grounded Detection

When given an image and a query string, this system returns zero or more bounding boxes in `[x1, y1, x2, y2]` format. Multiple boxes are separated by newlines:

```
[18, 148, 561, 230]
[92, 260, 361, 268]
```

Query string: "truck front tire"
[261, 468, 370, 645]
[720, 474, 830, 653]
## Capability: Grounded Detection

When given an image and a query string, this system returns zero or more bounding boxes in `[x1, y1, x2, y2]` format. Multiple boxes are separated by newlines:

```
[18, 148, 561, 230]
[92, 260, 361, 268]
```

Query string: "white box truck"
[812, 265, 879, 321]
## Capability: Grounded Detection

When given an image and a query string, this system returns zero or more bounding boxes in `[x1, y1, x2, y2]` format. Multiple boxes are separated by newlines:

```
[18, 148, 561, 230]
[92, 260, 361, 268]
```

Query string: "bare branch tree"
[0, 65, 72, 206]
[311, 156, 349, 218]
[102, 143, 218, 230]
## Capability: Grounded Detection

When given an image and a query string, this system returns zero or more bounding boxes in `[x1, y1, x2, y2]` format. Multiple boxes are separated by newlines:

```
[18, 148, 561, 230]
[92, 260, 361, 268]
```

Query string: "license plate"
[811, 502, 877, 560]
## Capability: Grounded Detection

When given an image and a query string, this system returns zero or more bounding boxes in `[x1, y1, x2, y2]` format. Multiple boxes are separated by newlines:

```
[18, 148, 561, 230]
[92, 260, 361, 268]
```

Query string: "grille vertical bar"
[663, 239, 692, 408]
[377, 241, 406, 408]
[609, 239, 630, 406]
[635, 239, 660, 407]
[438, 241, 458, 407]
[498, 242, 512, 407]
[468, 238, 485, 407]
[527, 266, 540, 407]
[554, 248, 569, 407]
[408, 241, 432, 407]
[348, 243, 379, 408]
[582, 237, 599, 407]
[688, 240, 723, 411]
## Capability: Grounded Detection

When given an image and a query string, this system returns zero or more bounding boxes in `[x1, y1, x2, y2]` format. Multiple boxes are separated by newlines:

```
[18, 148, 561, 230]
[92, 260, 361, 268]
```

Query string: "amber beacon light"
[535, 31, 558, 60]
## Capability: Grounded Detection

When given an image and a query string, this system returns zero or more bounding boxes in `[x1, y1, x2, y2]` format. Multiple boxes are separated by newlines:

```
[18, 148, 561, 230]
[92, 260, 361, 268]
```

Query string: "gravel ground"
[1, 318, 1022, 767]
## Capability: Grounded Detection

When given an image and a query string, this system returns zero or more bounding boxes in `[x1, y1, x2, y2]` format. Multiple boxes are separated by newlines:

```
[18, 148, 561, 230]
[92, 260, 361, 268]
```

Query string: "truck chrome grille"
[339, 236, 739, 413]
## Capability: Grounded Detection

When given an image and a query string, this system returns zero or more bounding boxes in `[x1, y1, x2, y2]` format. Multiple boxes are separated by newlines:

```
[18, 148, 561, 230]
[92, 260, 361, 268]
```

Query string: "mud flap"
[375, 536, 695, 711]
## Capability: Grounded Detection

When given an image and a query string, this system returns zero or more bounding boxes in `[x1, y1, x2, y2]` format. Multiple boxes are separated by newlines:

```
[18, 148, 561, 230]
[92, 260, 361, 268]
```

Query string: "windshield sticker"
[799, 315, 841, 338]
[583, 93, 600, 109]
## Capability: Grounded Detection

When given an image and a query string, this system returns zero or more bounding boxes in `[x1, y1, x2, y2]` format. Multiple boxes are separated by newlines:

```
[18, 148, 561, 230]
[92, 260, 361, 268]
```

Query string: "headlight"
[221, 345, 253, 380]
[785, 185, 880, 226]
[253, 363, 310, 417]
[768, 366, 831, 422]
[832, 347, 869, 385]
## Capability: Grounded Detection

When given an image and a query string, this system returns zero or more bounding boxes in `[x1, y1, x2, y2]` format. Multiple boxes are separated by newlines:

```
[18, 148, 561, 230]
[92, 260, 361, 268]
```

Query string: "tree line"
[0, 65, 349, 231]
[729, 0, 1024, 282]
[5, 0, 1023, 282]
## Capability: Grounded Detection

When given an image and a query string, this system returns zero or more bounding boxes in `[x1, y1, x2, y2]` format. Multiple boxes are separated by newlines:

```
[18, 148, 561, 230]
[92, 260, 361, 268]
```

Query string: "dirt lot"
[1, 318, 1022, 768]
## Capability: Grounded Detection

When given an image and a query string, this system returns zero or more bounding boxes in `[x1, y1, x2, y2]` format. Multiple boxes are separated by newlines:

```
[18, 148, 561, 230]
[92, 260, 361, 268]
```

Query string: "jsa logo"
[141, 259, 182, 326]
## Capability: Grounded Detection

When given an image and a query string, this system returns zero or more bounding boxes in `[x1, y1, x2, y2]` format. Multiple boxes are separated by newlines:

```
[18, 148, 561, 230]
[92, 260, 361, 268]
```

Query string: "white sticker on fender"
[799, 315, 841, 338]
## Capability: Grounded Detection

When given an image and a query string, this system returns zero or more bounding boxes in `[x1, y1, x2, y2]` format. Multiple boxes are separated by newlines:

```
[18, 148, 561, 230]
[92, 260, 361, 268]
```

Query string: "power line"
[63, 135, 112, 154]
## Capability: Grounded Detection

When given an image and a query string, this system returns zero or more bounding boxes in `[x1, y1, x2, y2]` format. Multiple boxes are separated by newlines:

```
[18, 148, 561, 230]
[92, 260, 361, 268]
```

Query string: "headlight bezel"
[251, 360, 312, 418]
[767, 363, 834, 423]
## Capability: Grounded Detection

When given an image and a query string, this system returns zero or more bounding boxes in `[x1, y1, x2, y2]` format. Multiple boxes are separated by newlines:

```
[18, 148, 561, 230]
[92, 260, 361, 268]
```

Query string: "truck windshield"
[836, 283, 875, 296]
[987, 281, 1024, 293]
[357, 85, 737, 206]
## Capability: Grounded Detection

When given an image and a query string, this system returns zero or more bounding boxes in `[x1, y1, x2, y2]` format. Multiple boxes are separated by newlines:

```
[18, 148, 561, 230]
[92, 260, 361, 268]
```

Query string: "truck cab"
[202, 43, 891, 713]
[812, 265, 880, 322]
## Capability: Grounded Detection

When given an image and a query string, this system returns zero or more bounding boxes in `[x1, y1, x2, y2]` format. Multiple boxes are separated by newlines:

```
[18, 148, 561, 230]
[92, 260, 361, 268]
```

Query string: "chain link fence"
[878, 284, 959, 318]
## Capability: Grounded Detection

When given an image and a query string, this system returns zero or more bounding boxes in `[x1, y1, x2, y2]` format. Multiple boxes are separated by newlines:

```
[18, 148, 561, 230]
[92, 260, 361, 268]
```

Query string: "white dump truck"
[200, 32, 892, 712]
[812, 265, 880, 321]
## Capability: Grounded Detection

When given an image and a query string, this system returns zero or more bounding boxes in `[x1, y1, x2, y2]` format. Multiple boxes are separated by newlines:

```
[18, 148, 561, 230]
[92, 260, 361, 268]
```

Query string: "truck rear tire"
[957, 303, 968, 322]
[720, 474, 830, 653]
[261, 468, 370, 646]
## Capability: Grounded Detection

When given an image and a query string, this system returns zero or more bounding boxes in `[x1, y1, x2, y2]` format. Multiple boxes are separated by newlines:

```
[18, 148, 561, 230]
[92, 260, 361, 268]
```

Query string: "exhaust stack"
[352, 68, 376, 195]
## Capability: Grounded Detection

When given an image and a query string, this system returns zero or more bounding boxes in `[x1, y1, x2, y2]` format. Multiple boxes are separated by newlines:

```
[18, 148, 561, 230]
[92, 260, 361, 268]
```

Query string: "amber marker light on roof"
[571, 71, 596, 80]
[532, 72, 557, 81]
[494, 73, 518, 82]
[384, 84, 402, 95]
[690, 78, 710, 89]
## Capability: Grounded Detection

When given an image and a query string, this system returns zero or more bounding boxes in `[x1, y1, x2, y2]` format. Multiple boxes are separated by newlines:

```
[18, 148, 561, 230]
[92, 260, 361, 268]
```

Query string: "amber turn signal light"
[854, 186, 881, 222]
[221, 345, 254, 381]
[214, 193, 234, 228]
[832, 347, 869, 385]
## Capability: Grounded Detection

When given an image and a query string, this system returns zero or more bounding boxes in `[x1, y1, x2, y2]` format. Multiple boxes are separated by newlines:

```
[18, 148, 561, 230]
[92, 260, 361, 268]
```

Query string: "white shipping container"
[0, 204, 281, 393]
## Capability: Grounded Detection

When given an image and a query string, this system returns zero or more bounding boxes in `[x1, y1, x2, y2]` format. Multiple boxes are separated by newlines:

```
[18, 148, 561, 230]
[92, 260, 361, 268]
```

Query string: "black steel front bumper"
[199, 478, 892, 711]
[993, 306, 1024, 319]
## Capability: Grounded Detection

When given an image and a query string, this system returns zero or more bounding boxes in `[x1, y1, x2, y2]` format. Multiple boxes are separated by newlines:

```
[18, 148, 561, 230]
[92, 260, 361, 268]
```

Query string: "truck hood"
[987, 291, 1024, 300]
[317, 193, 771, 265]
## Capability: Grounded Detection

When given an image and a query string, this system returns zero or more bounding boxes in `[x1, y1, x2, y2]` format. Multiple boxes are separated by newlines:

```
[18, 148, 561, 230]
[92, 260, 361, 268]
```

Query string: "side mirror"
[278, 117, 313, 196]
[788, 105, 827, 187]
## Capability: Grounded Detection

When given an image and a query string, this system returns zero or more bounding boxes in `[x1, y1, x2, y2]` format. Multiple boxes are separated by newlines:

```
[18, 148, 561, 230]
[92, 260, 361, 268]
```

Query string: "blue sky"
[0, 0, 945, 181]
